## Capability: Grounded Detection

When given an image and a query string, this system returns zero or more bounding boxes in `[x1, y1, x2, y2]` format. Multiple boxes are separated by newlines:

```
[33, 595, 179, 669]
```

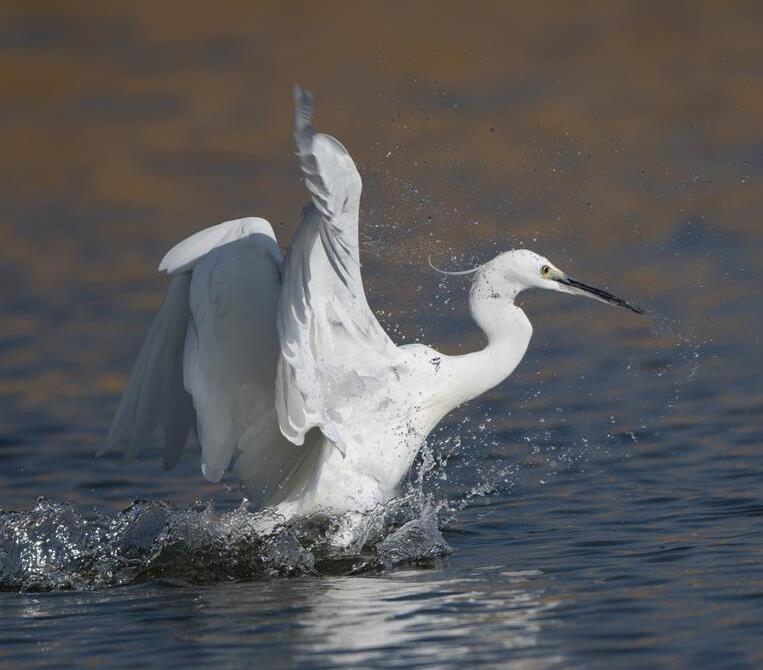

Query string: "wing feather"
[293, 86, 363, 289]
[105, 217, 320, 502]
[183, 233, 282, 482]
[102, 273, 194, 463]
[276, 88, 398, 455]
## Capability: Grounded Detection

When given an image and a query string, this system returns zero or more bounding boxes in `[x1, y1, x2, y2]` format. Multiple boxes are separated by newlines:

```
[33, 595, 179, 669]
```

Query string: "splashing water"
[0, 491, 450, 592]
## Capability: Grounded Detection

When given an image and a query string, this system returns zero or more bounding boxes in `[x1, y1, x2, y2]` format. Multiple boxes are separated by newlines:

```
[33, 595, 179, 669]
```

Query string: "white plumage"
[104, 86, 645, 517]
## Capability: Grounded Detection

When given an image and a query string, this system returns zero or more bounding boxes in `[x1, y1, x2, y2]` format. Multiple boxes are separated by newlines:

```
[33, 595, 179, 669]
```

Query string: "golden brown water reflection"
[1, 1, 761, 424]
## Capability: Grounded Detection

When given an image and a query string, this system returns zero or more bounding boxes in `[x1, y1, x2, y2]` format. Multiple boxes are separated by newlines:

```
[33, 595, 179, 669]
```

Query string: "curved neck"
[444, 269, 533, 407]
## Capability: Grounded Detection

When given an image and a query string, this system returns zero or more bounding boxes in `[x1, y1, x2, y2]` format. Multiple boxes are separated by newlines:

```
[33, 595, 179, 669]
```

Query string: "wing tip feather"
[293, 84, 313, 124]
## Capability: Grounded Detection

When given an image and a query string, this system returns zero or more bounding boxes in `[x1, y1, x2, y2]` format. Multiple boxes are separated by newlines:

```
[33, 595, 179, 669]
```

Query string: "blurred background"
[0, 2, 762, 666]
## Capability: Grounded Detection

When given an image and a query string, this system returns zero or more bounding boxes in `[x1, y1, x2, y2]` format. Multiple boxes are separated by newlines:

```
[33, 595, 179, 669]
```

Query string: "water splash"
[0, 493, 450, 592]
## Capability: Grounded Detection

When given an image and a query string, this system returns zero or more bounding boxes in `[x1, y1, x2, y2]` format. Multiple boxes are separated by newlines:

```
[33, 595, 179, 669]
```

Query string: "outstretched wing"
[275, 87, 398, 455]
[104, 217, 324, 507]
[292, 87, 362, 290]
[102, 271, 195, 469]
[180, 220, 283, 484]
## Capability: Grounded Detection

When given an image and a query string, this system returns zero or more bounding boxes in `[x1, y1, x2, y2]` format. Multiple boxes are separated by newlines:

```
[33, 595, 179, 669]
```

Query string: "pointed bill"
[556, 276, 647, 315]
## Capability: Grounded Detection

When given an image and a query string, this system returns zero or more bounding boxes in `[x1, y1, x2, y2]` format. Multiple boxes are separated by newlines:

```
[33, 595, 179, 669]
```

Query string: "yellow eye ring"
[540, 265, 551, 277]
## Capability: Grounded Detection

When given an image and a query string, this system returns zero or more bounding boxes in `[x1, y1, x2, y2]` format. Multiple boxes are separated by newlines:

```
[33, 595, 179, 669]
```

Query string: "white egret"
[103, 87, 645, 518]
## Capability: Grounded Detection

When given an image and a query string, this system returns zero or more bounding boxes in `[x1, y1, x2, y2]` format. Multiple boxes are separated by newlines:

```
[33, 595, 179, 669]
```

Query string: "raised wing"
[104, 217, 324, 507]
[181, 220, 283, 484]
[292, 87, 362, 290]
[102, 271, 195, 469]
[275, 88, 398, 455]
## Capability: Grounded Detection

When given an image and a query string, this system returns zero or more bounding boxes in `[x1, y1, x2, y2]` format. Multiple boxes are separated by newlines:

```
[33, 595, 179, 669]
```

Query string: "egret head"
[431, 249, 646, 315]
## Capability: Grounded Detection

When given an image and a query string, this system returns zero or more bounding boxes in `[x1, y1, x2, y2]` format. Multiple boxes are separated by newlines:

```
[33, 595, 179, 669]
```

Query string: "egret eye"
[540, 265, 551, 277]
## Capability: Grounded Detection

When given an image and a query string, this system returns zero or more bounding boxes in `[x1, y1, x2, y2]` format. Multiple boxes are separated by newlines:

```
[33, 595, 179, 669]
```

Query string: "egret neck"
[443, 264, 533, 408]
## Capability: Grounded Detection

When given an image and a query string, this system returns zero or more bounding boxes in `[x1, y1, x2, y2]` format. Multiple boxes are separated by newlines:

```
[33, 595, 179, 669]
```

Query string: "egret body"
[103, 88, 645, 518]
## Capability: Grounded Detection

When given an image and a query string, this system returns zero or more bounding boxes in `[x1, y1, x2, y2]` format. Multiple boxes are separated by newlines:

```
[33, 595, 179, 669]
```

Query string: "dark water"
[2, 2, 763, 668]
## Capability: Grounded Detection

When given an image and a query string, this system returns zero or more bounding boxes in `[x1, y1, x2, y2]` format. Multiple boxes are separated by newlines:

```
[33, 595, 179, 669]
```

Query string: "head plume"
[427, 255, 480, 277]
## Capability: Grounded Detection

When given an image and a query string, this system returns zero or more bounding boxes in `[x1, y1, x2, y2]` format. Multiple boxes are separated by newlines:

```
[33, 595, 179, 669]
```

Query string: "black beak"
[557, 276, 647, 315]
